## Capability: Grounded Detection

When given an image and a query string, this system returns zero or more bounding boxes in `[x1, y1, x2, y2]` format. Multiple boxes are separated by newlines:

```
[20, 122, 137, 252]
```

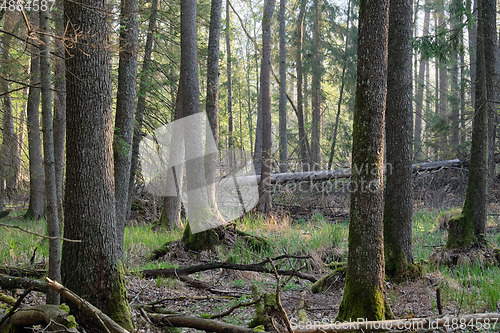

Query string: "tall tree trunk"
[127, 0, 159, 219]
[413, 0, 430, 161]
[310, 0, 322, 170]
[254, 91, 263, 174]
[61, 0, 132, 327]
[384, 0, 414, 279]
[328, 0, 351, 170]
[467, 0, 477, 110]
[449, 0, 462, 154]
[336, 0, 391, 321]
[278, 0, 287, 173]
[114, 0, 139, 256]
[25, 11, 45, 221]
[40, 8, 61, 306]
[296, 0, 309, 171]
[226, 0, 234, 168]
[446, 0, 496, 248]
[1, 12, 18, 198]
[256, 0, 276, 213]
[205, 0, 222, 206]
[53, 2, 66, 224]
[437, 0, 449, 157]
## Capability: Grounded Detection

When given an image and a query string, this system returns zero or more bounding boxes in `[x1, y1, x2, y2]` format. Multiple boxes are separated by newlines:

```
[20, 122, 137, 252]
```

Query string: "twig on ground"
[0, 287, 32, 327]
[0, 222, 81, 243]
[45, 277, 129, 333]
[209, 297, 262, 319]
[268, 257, 294, 333]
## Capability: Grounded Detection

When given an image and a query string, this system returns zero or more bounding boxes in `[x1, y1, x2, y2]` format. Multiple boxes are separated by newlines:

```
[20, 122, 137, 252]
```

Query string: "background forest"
[0, 0, 499, 331]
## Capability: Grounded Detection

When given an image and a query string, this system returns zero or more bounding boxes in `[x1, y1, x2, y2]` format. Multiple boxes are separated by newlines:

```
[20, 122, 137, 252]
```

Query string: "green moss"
[311, 268, 345, 294]
[336, 277, 386, 322]
[181, 223, 219, 251]
[446, 213, 477, 249]
[107, 262, 133, 331]
[58, 303, 70, 314]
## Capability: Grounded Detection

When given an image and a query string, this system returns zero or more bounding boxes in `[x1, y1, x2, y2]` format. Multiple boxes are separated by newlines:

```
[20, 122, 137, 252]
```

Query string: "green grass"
[1, 206, 500, 317]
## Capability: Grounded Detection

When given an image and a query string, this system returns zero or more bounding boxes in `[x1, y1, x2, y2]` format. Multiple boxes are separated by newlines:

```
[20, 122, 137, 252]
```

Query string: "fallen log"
[46, 277, 130, 333]
[1, 304, 79, 332]
[0, 274, 48, 293]
[237, 158, 471, 185]
[148, 313, 255, 333]
[292, 312, 500, 333]
[0, 265, 44, 278]
[142, 255, 317, 283]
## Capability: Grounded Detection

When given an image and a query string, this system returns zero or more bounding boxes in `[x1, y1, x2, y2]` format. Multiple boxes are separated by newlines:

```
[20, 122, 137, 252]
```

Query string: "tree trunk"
[278, 0, 287, 173]
[61, 0, 132, 327]
[114, 0, 139, 256]
[53, 2, 66, 224]
[413, 0, 430, 161]
[446, 0, 495, 248]
[226, 0, 234, 168]
[1, 12, 18, 198]
[40, 8, 61, 305]
[467, 0, 477, 110]
[127, 0, 159, 220]
[328, 0, 351, 170]
[24, 11, 45, 221]
[449, 0, 462, 154]
[384, 0, 414, 279]
[310, 0, 322, 170]
[336, 0, 391, 321]
[205, 0, 222, 206]
[437, 0, 448, 157]
[295, 0, 309, 171]
[256, 0, 276, 214]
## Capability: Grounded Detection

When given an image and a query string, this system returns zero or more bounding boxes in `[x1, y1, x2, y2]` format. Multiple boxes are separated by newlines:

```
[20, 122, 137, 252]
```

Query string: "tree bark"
[256, 0, 276, 213]
[205, 0, 222, 206]
[114, 0, 139, 256]
[61, 0, 132, 327]
[53, 2, 66, 224]
[278, 0, 287, 173]
[449, 0, 462, 154]
[1, 12, 19, 198]
[127, 0, 159, 220]
[40, 9, 61, 305]
[310, 0, 322, 170]
[384, 0, 414, 279]
[295, 0, 309, 171]
[467, 0, 477, 110]
[437, 0, 448, 157]
[336, 0, 391, 321]
[25, 11, 45, 221]
[446, 0, 495, 248]
[226, 0, 234, 168]
[413, 0, 430, 161]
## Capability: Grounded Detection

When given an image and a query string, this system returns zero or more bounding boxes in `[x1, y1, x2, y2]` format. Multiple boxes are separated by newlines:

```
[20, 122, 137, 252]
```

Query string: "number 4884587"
[0, 0, 56, 11]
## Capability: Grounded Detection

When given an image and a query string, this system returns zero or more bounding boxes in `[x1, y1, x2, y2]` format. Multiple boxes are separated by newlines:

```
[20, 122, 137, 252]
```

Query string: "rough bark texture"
[449, 0, 462, 154]
[114, 0, 139, 256]
[25, 11, 45, 221]
[467, 0, 477, 110]
[384, 0, 414, 279]
[413, 0, 430, 161]
[447, 0, 495, 249]
[40, 9, 61, 305]
[278, 0, 287, 173]
[61, 0, 132, 327]
[437, 0, 448, 156]
[295, 0, 309, 171]
[310, 0, 322, 170]
[256, 0, 276, 213]
[336, 0, 390, 321]
[1, 12, 18, 198]
[226, 0, 234, 168]
[127, 0, 159, 220]
[53, 2, 66, 224]
[205, 0, 222, 205]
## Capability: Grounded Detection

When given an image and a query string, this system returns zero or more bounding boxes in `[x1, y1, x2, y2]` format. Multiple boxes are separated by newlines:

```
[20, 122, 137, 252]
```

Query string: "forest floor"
[1, 202, 500, 332]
